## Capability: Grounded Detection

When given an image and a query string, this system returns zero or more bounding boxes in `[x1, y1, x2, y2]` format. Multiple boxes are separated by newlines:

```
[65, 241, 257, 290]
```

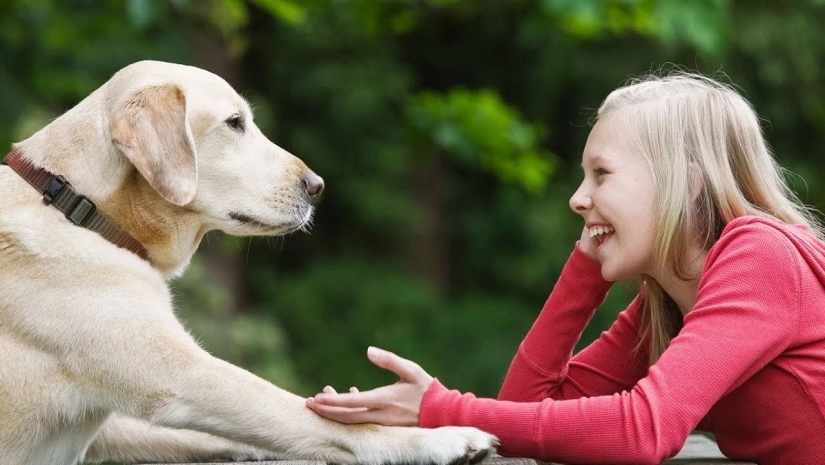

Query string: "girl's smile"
[588, 224, 614, 244]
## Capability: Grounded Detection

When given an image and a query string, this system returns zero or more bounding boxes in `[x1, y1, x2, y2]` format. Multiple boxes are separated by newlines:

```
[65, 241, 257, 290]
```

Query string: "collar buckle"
[43, 175, 67, 205]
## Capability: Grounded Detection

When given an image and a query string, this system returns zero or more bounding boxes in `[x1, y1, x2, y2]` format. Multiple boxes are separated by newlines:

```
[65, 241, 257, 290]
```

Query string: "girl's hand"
[578, 225, 599, 260]
[305, 347, 433, 427]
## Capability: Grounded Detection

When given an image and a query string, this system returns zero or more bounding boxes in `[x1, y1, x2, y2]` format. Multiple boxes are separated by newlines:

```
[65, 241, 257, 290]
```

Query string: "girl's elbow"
[631, 438, 684, 465]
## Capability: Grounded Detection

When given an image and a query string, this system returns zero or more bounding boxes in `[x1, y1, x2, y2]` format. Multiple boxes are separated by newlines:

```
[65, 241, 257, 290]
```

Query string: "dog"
[0, 60, 496, 465]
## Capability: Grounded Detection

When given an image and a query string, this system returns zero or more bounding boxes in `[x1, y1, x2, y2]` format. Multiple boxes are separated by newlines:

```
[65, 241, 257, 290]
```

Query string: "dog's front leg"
[83, 414, 277, 463]
[112, 341, 494, 465]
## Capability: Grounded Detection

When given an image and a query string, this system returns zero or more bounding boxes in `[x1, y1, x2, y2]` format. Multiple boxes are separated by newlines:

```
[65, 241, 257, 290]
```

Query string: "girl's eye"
[225, 114, 244, 132]
[593, 167, 608, 176]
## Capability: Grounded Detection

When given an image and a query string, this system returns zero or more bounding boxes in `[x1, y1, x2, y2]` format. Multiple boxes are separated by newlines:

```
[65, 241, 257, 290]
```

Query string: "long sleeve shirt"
[419, 216, 825, 464]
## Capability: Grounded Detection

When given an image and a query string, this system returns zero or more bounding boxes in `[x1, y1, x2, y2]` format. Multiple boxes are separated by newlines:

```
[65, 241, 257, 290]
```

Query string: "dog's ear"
[110, 84, 197, 206]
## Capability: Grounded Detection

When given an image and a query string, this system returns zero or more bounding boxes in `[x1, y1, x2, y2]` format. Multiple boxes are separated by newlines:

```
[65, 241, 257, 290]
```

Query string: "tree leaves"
[408, 88, 556, 193]
[3, 0, 825, 403]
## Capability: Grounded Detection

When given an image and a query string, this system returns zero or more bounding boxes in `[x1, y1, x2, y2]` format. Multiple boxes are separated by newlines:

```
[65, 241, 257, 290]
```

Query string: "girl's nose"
[569, 184, 592, 214]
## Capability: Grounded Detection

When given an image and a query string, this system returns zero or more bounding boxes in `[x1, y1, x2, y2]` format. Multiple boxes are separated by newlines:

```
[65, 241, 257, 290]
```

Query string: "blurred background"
[1, 0, 824, 400]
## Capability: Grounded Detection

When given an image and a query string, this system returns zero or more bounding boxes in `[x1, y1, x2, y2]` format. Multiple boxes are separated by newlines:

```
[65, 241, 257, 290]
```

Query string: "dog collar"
[2, 149, 148, 260]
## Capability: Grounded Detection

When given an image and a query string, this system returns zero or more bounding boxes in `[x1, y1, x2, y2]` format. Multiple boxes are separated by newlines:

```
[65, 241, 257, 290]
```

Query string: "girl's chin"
[599, 264, 631, 283]
[600, 268, 620, 283]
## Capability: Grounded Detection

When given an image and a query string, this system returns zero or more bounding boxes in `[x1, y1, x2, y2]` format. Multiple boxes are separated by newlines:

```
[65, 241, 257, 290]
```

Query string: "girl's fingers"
[311, 391, 373, 408]
[312, 385, 395, 409]
[323, 385, 337, 394]
[349, 386, 359, 393]
[367, 346, 425, 382]
[306, 398, 414, 426]
[306, 398, 374, 424]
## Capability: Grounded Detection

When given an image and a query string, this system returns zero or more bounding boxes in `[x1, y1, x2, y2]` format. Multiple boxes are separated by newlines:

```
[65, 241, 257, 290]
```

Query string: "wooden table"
[147, 434, 754, 465]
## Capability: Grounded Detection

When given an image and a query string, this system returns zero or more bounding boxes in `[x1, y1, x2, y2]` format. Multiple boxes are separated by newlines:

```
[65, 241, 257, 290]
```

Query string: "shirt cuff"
[419, 378, 456, 428]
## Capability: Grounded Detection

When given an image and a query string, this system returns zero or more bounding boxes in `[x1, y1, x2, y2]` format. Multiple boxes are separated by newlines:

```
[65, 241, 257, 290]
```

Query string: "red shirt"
[419, 216, 825, 464]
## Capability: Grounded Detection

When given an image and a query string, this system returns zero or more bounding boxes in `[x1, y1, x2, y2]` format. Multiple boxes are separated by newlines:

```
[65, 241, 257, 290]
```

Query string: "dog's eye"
[225, 114, 244, 132]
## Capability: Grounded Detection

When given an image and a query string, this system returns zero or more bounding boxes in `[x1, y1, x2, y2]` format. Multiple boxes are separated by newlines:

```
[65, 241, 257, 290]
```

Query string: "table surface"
[144, 433, 755, 465]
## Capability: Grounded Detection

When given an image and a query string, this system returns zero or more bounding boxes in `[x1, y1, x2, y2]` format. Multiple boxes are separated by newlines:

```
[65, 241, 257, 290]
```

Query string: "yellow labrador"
[0, 60, 496, 465]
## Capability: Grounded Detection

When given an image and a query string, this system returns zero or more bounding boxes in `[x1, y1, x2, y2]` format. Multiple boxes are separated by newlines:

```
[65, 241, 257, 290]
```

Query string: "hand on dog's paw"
[420, 426, 499, 465]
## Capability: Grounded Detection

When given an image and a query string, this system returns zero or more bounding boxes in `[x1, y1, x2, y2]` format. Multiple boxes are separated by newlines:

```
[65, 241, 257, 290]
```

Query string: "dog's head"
[105, 60, 323, 240]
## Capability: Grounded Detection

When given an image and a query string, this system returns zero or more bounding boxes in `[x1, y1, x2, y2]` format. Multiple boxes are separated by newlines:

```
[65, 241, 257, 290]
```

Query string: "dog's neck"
[101, 166, 209, 277]
[13, 99, 206, 278]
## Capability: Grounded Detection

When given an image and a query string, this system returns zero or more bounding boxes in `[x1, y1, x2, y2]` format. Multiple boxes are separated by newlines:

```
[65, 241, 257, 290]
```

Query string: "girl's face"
[569, 118, 657, 282]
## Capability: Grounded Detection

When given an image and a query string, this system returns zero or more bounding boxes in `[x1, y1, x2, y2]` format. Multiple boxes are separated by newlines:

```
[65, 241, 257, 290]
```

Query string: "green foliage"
[540, 0, 730, 55]
[252, 256, 534, 397]
[542, 0, 659, 38]
[408, 89, 556, 193]
[0, 0, 192, 150]
[250, 0, 307, 25]
[174, 254, 303, 392]
[3, 0, 825, 423]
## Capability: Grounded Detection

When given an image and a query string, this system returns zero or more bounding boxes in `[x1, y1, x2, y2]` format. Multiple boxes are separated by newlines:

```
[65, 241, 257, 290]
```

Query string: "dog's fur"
[0, 61, 496, 465]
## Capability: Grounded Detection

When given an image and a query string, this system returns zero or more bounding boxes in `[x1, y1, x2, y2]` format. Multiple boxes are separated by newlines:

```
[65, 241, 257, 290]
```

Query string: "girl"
[306, 73, 825, 464]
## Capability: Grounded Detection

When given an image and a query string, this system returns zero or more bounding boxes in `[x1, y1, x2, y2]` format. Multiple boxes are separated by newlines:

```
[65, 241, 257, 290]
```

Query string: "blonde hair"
[595, 71, 823, 363]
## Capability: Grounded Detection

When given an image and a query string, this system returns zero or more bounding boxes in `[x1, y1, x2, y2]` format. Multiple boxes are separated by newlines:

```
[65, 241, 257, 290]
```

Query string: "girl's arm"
[307, 223, 794, 463]
[420, 223, 799, 463]
[497, 224, 649, 403]
[498, 241, 648, 402]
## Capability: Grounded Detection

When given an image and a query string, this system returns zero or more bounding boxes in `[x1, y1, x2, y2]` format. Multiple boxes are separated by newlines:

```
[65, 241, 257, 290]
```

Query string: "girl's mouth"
[589, 225, 615, 246]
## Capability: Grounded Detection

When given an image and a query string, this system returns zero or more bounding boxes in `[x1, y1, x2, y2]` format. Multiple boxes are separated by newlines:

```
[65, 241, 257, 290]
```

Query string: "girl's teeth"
[589, 226, 614, 239]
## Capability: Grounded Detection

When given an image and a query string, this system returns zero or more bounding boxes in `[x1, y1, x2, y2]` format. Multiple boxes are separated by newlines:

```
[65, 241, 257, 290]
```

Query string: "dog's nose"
[303, 171, 325, 198]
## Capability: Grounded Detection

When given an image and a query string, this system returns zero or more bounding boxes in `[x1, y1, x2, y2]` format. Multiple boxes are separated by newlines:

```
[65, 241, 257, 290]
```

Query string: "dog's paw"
[315, 425, 497, 465]
[412, 426, 498, 465]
